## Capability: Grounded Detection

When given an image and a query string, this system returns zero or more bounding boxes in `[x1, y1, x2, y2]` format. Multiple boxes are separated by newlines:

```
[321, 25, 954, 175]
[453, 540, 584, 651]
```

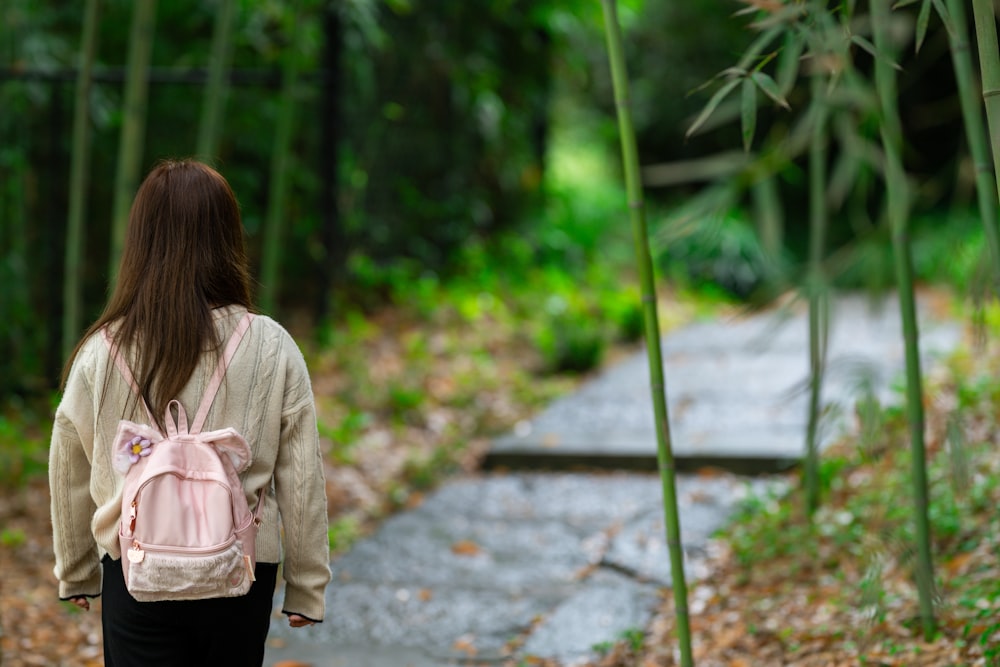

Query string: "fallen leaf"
[451, 540, 483, 556]
[453, 634, 478, 656]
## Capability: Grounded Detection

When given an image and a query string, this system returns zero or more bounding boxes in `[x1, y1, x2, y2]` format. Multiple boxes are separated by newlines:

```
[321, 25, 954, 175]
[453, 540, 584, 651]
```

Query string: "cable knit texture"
[49, 306, 331, 621]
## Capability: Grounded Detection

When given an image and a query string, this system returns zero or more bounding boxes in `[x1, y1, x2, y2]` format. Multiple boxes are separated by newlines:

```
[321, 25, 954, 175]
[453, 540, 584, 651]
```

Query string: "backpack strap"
[190, 312, 254, 434]
[101, 328, 156, 426]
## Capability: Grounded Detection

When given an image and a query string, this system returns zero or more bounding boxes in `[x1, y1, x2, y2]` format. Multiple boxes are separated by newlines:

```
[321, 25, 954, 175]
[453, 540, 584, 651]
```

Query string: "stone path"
[264, 292, 962, 667]
[488, 293, 961, 472]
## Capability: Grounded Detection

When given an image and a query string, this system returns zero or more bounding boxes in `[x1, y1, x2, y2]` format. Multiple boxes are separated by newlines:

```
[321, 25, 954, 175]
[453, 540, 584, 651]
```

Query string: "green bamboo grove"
[672, 0, 1000, 642]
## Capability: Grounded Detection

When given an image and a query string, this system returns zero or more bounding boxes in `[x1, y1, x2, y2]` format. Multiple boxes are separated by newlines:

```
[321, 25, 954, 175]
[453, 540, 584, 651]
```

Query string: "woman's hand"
[287, 614, 315, 628]
[69, 597, 90, 611]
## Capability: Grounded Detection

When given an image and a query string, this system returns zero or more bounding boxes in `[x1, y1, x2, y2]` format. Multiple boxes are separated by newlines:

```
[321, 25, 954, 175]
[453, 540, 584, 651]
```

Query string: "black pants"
[101, 555, 278, 667]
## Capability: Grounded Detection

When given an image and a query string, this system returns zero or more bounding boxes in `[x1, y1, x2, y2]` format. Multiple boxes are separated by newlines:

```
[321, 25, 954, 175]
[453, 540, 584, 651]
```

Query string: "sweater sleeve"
[49, 345, 102, 599]
[273, 337, 331, 622]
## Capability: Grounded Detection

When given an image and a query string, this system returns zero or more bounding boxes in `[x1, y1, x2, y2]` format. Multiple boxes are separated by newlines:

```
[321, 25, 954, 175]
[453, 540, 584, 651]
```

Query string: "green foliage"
[722, 347, 1000, 657]
[402, 445, 462, 491]
[620, 627, 645, 652]
[0, 410, 48, 486]
[583, 0, 755, 163]
[655, 206, 773, 300]
[590, 627, 647, 660]
[318, 411, 369, 465]
[535, 304, 607, 374]
[911, 210, 988, 292]
[327, 515, 362, 555]
[0, 528, 26, 549]
[591, 639, 615, 656]
[3, 0, 582, 396]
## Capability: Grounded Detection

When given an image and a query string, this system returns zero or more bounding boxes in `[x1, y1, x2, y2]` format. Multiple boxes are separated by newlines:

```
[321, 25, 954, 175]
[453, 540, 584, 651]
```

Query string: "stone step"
[485, 293, 962, 475]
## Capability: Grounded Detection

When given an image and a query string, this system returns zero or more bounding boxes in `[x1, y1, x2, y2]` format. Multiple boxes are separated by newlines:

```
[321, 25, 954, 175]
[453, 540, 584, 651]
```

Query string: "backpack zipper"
[129, 533, 238, 556]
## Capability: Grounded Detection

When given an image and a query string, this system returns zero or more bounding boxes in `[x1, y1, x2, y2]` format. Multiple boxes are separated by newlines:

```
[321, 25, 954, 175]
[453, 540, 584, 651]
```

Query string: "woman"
[50, 159, 331, 665]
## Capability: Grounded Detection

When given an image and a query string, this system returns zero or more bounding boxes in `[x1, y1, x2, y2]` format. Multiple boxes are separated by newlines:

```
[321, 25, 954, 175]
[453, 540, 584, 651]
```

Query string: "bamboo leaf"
[686, 77, 742, 138]
[827, 150, 861, 209]
[750, 3, 809, 30]
[851, 34, 879, 58]
[915, 0, 932, 53]
[736, 24, 784, 70]
[776, 31, 804, 94]
[742, 78, 758, 152]
[719, 66, 750, 78]
[893, 0, 921, 8]
[687, 67, 744, 97]
[751, 71, 791, 109]
[852, 34, 904, 70]
[930, 0, 956, 38]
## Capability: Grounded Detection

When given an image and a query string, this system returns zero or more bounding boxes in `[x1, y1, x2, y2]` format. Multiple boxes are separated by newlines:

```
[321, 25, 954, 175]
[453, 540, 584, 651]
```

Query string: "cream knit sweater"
[49, 306, 331, 621]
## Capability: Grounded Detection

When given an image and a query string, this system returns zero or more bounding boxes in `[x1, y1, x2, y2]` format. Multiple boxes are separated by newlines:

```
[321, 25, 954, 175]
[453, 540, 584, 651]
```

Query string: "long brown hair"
[63, 159, 254, 430]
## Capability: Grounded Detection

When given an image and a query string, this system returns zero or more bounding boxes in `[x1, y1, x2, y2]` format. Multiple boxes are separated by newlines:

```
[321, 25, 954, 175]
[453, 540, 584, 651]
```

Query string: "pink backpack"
[103, 313, 262, 601]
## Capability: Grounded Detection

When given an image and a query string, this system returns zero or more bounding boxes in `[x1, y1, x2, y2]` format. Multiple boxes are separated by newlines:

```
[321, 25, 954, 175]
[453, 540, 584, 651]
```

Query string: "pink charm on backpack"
[103, 313, 263, 602]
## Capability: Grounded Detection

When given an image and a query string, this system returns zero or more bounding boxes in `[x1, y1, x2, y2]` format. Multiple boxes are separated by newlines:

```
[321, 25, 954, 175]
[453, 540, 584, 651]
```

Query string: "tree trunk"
[317, 4, 344, 324]
[45, 82, 68, 381]
[196, 0, 236, 162]
[600, 1, 693, 665]
[64, 0, 101, 361]
[259, 5, 302, 315]
[872, 0, 936, 640]
[0, 3, 31, 394]
[109, 0, 157, 285]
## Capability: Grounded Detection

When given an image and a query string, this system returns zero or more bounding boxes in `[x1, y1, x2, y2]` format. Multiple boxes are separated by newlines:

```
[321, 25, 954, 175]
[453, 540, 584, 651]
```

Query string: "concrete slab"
[518, 569, 661, 665]
[264, 472, 777, 667]
[486, 293, 962, 472]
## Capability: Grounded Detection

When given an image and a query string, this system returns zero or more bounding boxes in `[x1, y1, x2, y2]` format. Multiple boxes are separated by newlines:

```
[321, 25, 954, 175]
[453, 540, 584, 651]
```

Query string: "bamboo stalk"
[751, 174, 783, 264]
[196, 0, 236, 162]
[600, 2, 693, 665]
[0, 3, 33, 396]
[972, 0, 1000, 210]
[804, 73, 830, 515]
[63, 0, 101, 361]
[871, 0, 936, 640]
[946, 0, 1000, 292]
[259, 6, 302, 315]
[109, 0, 157, 284]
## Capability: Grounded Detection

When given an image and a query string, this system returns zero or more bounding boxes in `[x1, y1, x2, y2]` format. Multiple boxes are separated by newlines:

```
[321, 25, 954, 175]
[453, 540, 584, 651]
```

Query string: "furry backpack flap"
[102, 313, 262, 601]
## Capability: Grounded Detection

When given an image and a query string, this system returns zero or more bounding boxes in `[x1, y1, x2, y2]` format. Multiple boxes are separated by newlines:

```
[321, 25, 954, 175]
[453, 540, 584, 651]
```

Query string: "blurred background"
[0, 0, 988, 456]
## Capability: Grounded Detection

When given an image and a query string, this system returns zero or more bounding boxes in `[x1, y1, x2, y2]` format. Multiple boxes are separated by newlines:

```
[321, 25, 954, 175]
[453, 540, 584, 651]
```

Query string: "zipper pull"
[127, 541, 145, 564]
[128, 501, 137, 534]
